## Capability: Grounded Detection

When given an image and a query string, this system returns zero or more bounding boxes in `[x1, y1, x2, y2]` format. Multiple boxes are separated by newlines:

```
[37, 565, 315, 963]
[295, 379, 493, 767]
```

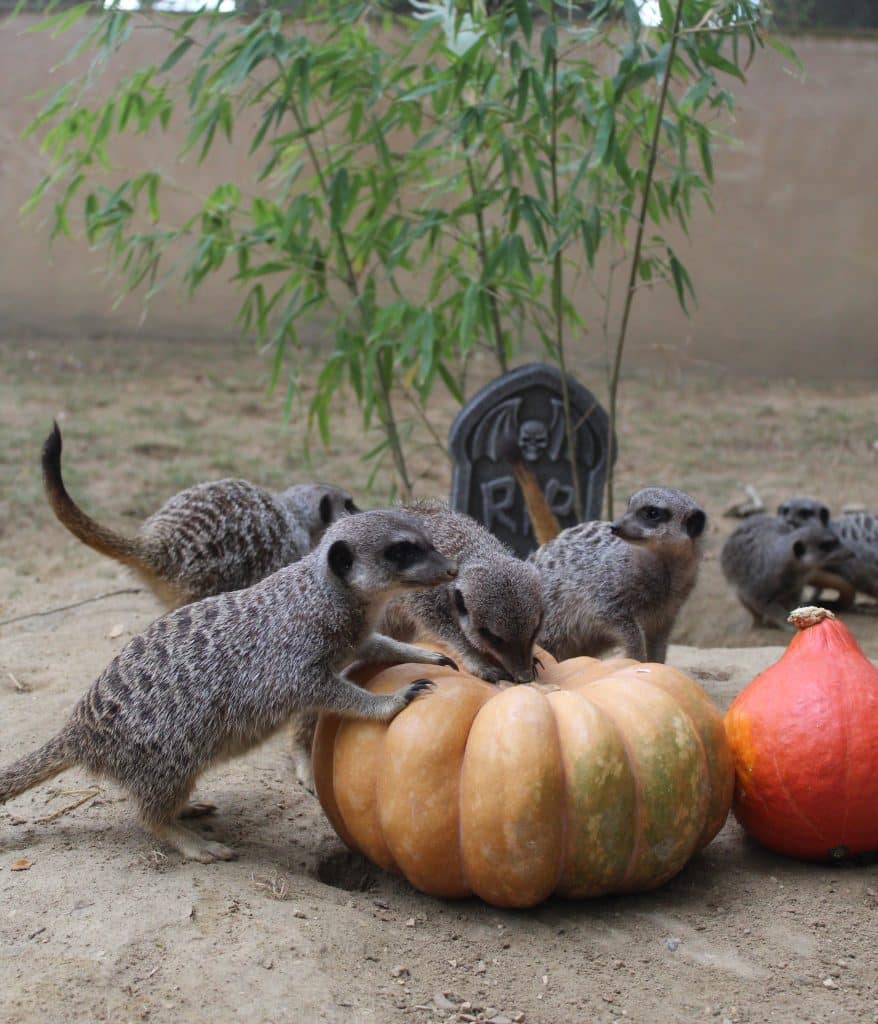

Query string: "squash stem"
[788, 606, 837, 630]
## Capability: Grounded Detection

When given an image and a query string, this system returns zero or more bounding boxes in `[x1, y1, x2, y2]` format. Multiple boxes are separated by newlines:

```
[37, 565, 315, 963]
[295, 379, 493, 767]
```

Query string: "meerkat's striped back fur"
[42, 422, 359, 606]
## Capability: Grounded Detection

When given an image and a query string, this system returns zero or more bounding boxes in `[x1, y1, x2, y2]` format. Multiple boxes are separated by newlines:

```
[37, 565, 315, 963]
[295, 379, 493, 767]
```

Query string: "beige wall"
[1, 19, 876, 378]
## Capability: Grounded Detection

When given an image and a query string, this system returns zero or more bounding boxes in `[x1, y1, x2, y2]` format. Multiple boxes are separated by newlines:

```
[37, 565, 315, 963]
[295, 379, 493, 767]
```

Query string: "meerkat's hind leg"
[137, 785, 236, 862]
[755, 600, 797, 632]
[289, 710, 318, 794]
[148, 818, 237, 863]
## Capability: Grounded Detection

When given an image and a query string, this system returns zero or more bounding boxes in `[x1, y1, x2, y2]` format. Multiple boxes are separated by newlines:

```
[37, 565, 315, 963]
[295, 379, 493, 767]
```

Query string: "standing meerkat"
[42, 422, 360, 606]
[0, 510, 458, 863]
[530, 487, 707, 663]
[721, 514, 850, 630]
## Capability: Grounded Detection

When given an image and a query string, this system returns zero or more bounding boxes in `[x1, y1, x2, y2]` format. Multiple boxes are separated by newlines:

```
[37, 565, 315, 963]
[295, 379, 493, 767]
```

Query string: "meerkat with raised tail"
[0, 511, 458, 863]
[530, 487, 707, 663]
[41, 422, 360, 607]
[721, 514, 851, 630]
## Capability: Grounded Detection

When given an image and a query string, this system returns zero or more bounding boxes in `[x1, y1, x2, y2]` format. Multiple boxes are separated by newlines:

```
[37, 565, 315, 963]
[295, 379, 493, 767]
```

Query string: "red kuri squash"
[724, 606, 878, 861]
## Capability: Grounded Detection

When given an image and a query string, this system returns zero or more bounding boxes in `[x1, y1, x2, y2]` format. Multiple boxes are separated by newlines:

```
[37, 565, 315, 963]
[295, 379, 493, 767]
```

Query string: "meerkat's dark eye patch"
[319, 494, 333, 524]
[818, 507, 830, 527]
[328, 539, 354, 578]
[686, 509, 707, 538]
[818, 537, 840, 553]
[638, 505, 671, 524]
[478, 626, 504, 647]
[344, 498, 360, 514]
[383, 540, 425, 568]
[793, 540, 806, 559]
[453, 588, 468, 618]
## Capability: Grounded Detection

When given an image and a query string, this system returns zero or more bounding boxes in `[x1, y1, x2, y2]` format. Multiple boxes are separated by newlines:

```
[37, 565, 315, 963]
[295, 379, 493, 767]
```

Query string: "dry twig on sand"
[0, 588, 143, 629]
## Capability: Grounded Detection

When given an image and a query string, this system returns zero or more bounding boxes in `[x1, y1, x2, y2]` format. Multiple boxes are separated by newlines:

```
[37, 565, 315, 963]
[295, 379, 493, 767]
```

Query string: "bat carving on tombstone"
[469, 398, 598, 542]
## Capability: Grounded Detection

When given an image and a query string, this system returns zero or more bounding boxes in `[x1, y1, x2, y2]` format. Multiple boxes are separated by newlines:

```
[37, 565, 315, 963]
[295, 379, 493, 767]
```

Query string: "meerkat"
[42, 422, 360, 607]
[530, 487, 707, 663]
[287, 499, 544, 792]
[776, 496, 859, 608]
[721, 514, 851, 630]
[777, 496, 830, 529]
[0, 511, 460, 863]
[387, 500, 545, 683]
[824, 510, 878, 600]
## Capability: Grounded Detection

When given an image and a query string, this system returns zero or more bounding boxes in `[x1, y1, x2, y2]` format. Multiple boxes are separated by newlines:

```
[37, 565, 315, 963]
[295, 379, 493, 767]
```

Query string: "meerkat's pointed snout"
[510, 663, 536, 684]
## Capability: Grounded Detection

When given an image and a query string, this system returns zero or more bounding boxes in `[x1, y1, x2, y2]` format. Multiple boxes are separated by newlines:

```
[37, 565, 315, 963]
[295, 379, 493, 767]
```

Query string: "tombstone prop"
[449, 363, 616, 557]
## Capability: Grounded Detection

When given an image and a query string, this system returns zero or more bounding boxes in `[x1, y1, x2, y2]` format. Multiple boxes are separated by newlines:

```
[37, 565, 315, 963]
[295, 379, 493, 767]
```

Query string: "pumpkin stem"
[788, 606, 837, 630]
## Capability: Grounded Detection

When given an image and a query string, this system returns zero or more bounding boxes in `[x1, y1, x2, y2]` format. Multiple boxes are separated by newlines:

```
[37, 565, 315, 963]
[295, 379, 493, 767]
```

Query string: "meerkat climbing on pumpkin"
[0, 511, 458, 863]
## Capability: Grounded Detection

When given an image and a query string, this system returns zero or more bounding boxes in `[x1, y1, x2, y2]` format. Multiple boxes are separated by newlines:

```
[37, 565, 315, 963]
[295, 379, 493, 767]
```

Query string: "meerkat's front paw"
[403, 678, 435, 704]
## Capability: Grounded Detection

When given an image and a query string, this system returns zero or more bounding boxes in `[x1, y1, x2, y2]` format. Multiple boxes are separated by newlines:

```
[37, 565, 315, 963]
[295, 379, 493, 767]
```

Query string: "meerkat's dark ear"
[328, 540, 354, 579]
[452, 588, 468, 618]
[777, 502, 789, 517]
[319, 494, 333, 525]
[793, 539, 806, 559]
[344, 498, 360, 515]
[685, 509, 706, 538]
[819, 506, 830, 527]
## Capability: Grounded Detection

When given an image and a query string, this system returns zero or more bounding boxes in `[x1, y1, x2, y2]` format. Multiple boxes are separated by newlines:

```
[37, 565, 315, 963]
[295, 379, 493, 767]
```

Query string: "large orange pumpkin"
[724, 606, 878, 861]
[313, 652, 733, 908]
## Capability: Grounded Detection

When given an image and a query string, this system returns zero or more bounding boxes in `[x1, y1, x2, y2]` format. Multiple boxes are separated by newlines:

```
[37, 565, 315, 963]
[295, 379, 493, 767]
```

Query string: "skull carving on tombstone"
[517, 419, 549, 462]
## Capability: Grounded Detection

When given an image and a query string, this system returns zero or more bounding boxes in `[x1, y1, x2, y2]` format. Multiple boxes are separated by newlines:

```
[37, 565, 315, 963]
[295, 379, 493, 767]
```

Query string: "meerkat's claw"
[151, 822, 238, 863]
[178, 802, 218, 819]
[404, 678, 435, 702]
[190, 840, 238, 864]
[435, 654, 459, 671]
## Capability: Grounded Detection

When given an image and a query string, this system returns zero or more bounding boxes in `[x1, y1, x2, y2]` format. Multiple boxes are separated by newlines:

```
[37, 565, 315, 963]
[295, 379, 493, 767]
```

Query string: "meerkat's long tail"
[42, 422, 152, 573]
[496, 436, 562, 545]
[0, 732, 74, 804]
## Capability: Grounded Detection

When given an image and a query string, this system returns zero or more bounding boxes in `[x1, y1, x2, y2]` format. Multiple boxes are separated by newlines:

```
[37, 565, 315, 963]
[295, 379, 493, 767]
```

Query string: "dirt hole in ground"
[316, 849, 380, 892]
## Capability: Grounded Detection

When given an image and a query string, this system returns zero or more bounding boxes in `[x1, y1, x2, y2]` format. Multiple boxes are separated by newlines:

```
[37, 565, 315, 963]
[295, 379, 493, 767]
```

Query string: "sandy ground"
[1, 334, 877, 1024]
